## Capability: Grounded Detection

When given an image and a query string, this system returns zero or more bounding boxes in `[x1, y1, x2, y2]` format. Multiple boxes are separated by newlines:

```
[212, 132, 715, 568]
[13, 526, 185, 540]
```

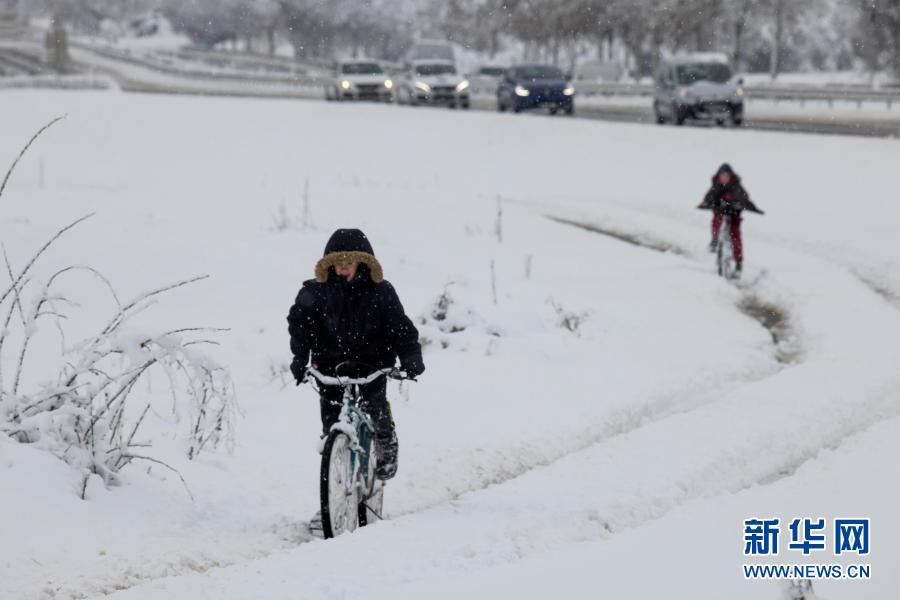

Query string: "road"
[3, 39, 900, 138]
[466, 96, 900, 138]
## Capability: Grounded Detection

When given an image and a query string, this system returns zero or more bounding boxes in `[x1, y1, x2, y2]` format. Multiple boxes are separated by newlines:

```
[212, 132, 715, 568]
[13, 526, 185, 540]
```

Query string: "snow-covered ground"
[0, 90, 898, 600]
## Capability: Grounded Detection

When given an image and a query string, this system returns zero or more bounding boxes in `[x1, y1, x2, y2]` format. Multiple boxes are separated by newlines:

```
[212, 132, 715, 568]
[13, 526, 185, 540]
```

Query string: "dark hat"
[314, 229, 383, 283]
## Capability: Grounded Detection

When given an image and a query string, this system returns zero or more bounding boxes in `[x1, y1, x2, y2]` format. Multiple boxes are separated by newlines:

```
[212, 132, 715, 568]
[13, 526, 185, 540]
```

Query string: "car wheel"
[733, 118, 743, 127]
[461, 102, 470, 109]
[653, 102, 665, 124]
[549, 107, 558, 115]
[513, 103, 522, 113]
[565, 104, 574, 116]
[673, 103, 685, 125]
[498, 96, 507, 112]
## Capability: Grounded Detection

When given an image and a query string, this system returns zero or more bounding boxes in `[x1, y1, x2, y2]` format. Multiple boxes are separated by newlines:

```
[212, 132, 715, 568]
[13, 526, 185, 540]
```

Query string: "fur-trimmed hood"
[314, 229, 384, 283]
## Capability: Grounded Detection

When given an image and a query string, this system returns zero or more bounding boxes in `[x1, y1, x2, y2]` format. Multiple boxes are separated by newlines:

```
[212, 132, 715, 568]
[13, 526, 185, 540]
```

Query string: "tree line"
[29, 0, 900, 78]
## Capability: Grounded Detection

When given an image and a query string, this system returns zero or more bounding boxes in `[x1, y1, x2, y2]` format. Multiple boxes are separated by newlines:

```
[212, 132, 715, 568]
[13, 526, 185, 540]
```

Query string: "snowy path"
[98, 206, 900, 600]
[0, 91, 898, 599]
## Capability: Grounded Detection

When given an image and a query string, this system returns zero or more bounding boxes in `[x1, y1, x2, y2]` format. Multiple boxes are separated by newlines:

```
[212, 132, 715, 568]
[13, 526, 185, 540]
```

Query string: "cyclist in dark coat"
[287, 228, 423, 480]
[697, 163, 764, 272]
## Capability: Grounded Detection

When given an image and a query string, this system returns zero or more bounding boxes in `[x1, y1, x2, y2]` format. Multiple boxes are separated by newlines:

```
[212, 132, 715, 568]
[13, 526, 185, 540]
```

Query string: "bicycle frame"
[308, 367, 392, 495]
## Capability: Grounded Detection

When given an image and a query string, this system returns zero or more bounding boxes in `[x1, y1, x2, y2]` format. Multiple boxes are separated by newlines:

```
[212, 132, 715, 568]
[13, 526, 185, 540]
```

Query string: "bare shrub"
[548, 298, 591, 336]
[0, 118, 236, 497]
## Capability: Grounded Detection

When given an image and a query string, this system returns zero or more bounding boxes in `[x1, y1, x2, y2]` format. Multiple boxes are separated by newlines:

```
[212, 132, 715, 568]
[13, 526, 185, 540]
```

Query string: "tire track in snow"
[382, 212, 802, 518]
[548, 214, 803, 365]
[552, 200, 900, 316]
[546, 215, 690, 256]
[854, 271, 900, 312]
[97, 373, 900, 600]
[46, 375, 781, 597]
[388, 361, 784, 519]
[95, 207, 900, 600]
[55, 217, 796, 600]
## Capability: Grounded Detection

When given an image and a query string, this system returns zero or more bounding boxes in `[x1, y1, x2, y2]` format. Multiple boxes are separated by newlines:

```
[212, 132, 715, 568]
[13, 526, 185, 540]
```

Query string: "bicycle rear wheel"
[358, 436, 384, 527]
[717, 242, 724, 276]
[320, 431, 359, 539]
[360, 481, 384, 526]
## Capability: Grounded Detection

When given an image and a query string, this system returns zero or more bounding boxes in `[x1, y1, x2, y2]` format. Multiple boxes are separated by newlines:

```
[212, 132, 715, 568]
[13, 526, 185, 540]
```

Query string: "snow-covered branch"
[0, 121, 237, 498]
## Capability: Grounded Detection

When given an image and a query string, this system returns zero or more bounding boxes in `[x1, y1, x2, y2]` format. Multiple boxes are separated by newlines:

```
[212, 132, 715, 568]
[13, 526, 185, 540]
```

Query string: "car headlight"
[563, 85, 575, 96]
[456, 80, 469, 92]
[384, 79, 393, 89]
[735, 87, 744, 97]
[415, 81, 431, 92]
[678, 88, 688, 98]
[515, 85, 530, 97]
[340, 80, 351, 90]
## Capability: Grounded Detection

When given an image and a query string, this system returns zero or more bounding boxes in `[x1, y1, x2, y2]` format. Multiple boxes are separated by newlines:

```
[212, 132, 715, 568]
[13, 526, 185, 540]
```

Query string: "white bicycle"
[306, 365, 412, 539]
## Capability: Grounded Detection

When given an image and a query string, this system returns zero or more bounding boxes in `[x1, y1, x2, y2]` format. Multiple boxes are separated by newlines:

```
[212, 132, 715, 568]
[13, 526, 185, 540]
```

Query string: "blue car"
[497, 64, 575, 115]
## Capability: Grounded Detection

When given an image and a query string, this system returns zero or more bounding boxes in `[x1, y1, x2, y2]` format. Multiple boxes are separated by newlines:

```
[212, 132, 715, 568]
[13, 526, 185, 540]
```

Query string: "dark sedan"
[497, 65, 575, 115]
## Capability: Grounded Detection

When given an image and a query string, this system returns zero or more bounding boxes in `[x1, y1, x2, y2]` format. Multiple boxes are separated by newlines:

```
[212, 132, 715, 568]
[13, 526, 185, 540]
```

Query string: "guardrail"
[162, 47, 324, 78]
[0, 44, 48, 76]
[573, 81, 900, 108]
[0, 73, 114, 90]
[68, 40, 327, 88]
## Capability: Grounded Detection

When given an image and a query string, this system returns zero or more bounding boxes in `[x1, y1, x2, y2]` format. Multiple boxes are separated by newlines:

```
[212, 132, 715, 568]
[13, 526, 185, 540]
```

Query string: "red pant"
[711, 213, 743, 263]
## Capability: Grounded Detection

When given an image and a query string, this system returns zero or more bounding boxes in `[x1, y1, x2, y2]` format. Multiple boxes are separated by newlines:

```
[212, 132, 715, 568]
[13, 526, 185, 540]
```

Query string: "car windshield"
[676, 63, 732, 85]
[479, 67, 506, 77]
[341, 63, 383, 75]
[415, 64, 457, 76]
[411, 44, 454, 61]
[514, 66, 564, 80]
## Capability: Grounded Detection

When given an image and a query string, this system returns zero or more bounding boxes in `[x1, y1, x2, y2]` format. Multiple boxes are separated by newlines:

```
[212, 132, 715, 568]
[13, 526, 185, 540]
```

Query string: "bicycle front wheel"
[320, 431, 359, 539]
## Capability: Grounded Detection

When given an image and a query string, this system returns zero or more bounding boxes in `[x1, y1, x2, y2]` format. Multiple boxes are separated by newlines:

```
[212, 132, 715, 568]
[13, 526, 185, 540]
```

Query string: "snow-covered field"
[1, 90, 898, 600]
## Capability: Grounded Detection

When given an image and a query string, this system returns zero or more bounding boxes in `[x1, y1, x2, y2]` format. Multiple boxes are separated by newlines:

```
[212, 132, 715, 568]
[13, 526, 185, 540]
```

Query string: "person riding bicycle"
[697, 163, 764, 273]
[287, 228, 424, 480]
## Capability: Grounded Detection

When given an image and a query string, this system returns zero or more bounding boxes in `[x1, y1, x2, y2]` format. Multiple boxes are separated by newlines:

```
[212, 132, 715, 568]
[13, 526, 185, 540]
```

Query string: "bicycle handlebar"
[306, 366, 412, 387]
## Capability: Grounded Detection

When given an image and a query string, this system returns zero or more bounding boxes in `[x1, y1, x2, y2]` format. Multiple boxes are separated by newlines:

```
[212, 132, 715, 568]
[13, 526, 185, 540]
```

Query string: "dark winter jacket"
[287, 229, 423, 380]
[698, 163, 764, 216]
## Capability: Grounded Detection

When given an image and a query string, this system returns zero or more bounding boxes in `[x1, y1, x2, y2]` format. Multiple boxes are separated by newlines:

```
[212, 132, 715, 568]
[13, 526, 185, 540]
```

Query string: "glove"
[290, 360, 308, 385]
[400, 355, 425, 379]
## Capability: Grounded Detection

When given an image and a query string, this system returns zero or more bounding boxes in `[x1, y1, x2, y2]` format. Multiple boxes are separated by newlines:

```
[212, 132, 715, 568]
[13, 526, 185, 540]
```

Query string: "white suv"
[653, 54, 744, 126]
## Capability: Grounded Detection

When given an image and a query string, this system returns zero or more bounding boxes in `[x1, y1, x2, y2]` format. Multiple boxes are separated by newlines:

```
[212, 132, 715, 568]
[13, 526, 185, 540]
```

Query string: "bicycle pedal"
[307, 518, 324, 539]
